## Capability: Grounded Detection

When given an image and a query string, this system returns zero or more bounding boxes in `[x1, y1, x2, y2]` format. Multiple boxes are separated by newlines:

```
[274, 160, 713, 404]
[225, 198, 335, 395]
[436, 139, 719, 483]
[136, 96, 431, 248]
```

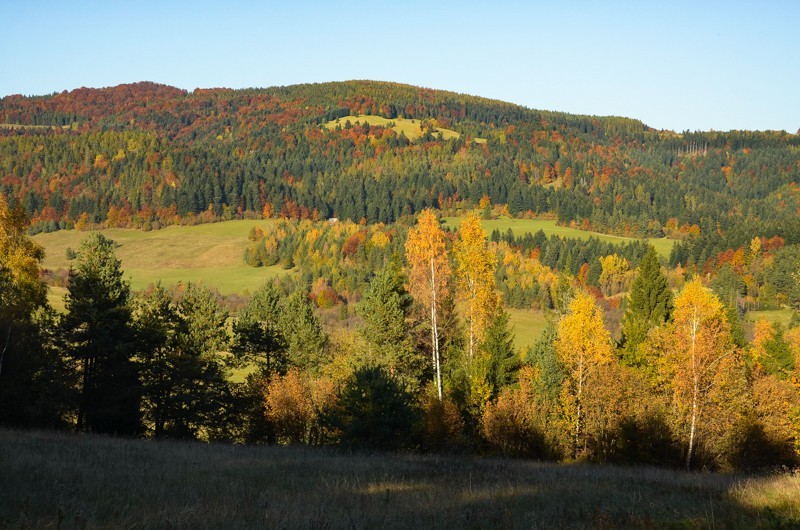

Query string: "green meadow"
[324, 114, 463, 141]
[745, 308, 794, 327]
[2, 428, 798, 529]
[506, 307, 550, 353]
[443, 216, 675, 258]
[34, 220, 288, 297]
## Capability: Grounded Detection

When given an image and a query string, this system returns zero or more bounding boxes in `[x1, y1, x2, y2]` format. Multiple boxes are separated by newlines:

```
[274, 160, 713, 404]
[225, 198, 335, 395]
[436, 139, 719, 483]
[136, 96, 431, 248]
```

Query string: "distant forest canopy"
[2, 80, 799, 257]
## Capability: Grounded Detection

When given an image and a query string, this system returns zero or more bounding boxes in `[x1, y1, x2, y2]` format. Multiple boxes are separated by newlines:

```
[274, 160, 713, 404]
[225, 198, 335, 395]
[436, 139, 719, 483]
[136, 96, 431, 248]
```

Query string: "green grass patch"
[0, 123, 69, 130]
[745, 308, 794, 326]
[443, 216, 675, 257]
[324, 114, 462, 141]
[34, 220, 290, 296]
[1, 428, 797, 528]
[506, 308, 549, 353]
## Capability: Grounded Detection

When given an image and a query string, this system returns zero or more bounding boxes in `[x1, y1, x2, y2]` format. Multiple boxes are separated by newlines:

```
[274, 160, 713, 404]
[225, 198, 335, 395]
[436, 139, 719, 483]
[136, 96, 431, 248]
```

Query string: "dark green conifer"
[620, 245, 673, 366]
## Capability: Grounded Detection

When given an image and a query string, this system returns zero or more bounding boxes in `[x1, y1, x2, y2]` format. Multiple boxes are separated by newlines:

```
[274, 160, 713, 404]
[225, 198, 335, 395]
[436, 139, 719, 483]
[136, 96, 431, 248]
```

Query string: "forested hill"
[2, 81, 800, 254]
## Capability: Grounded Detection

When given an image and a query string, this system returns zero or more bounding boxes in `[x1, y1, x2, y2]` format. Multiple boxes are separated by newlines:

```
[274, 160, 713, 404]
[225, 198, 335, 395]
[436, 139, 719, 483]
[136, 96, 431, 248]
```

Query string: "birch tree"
[405, 209, 451, 400]
[454, 212, 498, 362]
[556, 290, 614, 457]
[665, 277, 736, 469]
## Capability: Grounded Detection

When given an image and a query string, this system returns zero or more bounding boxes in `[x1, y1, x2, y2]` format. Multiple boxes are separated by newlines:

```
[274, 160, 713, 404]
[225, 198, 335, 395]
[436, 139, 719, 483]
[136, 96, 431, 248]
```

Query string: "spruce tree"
[482, 309, 519, 395]
[620, 245, 673, 366]
[357, 262, 422, 390]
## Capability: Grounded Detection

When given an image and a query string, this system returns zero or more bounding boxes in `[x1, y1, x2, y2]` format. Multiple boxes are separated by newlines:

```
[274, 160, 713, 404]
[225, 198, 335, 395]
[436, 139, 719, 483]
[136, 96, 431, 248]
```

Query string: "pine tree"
[233, 281, 286, 375]
[482, 309, 519, 395]
[621, 245, 673, 365]
[136, 283, 233, 439]
[64, 233, 141, 435]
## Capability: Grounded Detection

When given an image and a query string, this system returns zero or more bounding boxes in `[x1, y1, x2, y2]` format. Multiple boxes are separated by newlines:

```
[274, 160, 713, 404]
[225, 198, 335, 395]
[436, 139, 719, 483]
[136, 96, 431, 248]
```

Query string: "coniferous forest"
[2, 81, 800, 474]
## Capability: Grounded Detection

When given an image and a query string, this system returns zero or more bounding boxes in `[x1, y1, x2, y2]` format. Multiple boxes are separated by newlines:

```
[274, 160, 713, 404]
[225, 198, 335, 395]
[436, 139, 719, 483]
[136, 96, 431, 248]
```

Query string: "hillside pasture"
[34, 220, 289, 296]
[443, 216, 675, 258]
[1, 428, 798, 529]
[324, 114, 464, 141]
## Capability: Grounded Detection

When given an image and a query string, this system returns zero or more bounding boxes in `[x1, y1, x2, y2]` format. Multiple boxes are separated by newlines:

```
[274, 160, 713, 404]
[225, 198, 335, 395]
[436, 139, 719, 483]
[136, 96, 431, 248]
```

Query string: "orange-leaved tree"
[405, 209, 451, 400]
[556, 290, 614, 458]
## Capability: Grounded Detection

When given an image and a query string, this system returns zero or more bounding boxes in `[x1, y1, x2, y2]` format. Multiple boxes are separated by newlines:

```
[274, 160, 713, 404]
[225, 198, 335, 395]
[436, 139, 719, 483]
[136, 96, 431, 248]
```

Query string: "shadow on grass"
[1, 428, 797, 529]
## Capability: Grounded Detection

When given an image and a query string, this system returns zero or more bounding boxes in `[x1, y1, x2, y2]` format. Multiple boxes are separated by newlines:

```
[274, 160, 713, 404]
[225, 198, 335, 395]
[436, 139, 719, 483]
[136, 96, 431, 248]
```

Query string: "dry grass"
[1, 428, 798, 529]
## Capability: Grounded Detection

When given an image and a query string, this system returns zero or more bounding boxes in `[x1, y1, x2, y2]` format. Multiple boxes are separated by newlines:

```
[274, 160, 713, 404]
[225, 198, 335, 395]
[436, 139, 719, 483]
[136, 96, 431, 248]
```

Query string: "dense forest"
[2, 81, 799, 255]
[2, 81, 800, 470]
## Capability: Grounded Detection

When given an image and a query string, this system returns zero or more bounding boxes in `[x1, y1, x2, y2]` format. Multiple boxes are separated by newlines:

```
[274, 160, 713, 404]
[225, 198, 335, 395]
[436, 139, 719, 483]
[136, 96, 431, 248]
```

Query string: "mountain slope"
[1, 80, 799, 263]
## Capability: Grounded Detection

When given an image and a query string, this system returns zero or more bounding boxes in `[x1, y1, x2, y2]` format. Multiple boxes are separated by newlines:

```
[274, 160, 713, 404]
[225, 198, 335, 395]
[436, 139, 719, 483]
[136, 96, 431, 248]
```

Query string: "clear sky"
[2, 0, 798, 133]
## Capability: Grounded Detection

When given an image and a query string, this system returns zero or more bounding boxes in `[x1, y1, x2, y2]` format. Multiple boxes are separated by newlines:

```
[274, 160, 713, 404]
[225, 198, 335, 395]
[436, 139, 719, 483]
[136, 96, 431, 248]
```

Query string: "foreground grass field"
[1, 429, 798, 529]
[443, 217, 675, 258]
[34, 220, 289, 296]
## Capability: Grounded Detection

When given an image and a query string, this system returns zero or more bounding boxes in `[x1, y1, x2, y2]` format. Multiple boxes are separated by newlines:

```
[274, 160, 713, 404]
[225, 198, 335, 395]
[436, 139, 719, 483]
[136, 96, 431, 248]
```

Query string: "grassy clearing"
[34, 220, 290, 296]
[1, 428, 797, 529]
[0, 123, 70, 130]
[745, 308, 794, 326]
[324, 114, 462, 141]
[443, 216, 675, 258]
[506, 307, 549, 353]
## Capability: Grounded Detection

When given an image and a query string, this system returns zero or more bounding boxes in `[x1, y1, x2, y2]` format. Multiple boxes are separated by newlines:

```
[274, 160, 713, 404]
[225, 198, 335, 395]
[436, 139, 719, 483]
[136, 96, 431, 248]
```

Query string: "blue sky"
[2, 1, 798, 132]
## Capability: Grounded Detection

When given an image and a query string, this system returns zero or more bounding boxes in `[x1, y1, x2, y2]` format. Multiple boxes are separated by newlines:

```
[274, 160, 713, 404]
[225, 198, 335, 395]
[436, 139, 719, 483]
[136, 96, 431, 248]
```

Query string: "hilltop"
[0, 80, 797, 267]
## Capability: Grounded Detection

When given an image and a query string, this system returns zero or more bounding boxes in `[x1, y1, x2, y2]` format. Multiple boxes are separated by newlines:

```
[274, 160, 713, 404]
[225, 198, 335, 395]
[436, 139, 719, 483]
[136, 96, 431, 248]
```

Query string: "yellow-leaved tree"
[454, 214, 498, 351]
[663, 277, 738, 469]
[556, 290, 614, 457]
[0, 194, 47, 377]
[454, 213, 500, 412]
[405, 209, 451, 400]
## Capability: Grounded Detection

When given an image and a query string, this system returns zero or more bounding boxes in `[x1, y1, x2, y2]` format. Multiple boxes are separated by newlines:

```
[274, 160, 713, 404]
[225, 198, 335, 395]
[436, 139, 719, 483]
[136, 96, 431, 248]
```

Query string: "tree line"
[2, 197, 799, 469]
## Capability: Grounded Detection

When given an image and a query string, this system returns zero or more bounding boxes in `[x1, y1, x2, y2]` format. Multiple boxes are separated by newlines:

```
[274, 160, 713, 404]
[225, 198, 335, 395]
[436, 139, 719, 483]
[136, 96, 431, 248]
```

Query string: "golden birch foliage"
[556, 290, 614, 456]
[405, 209, 450, 311]
[665, 277, 738, 468]
[752, 373, 799, 463]
[556, 291, 614, 373]
[265, 368, 337, 445]
[0, 195, 47, 313]
[454, 212, 498, 352]
[598, 254, 631, 296]
[405, 209, 451, 399]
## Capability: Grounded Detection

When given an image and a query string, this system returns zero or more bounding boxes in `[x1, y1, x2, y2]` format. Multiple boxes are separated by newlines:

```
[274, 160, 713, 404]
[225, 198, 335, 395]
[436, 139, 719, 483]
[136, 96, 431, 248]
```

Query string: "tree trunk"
[430, 256, 442, 401]
[686, 308, 699, 470]
[0, 324, 10, 380]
